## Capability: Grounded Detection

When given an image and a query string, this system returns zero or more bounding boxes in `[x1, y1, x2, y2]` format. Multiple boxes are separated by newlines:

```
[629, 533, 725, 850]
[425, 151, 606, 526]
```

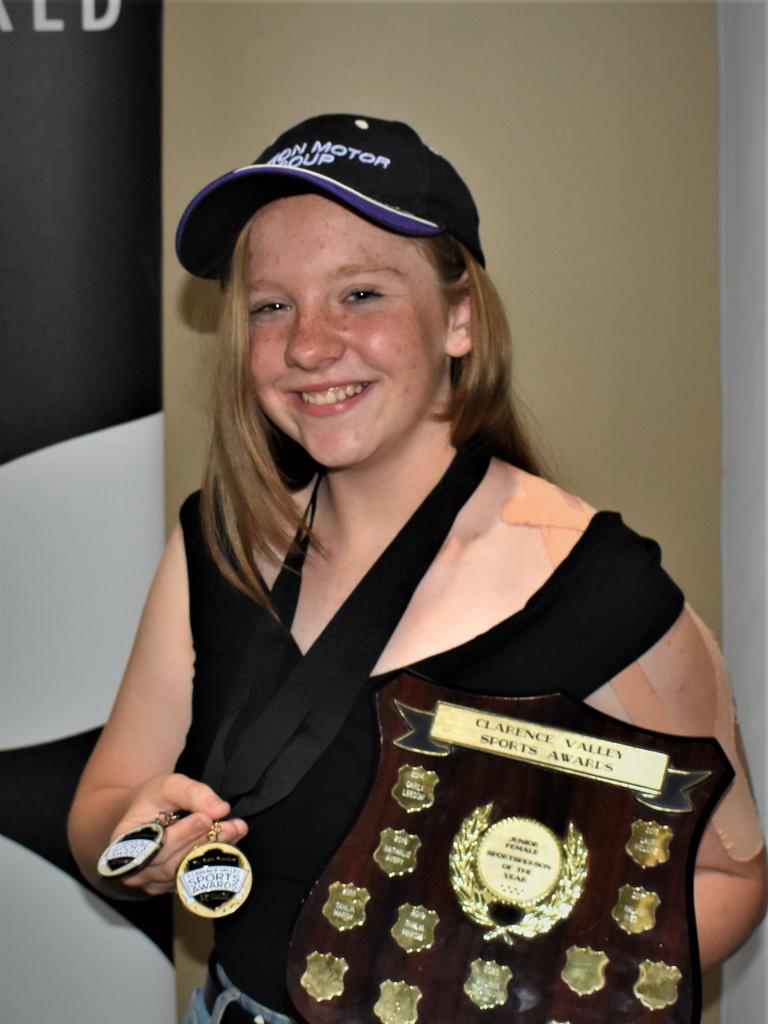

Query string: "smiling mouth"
[299, 383, 369, 406]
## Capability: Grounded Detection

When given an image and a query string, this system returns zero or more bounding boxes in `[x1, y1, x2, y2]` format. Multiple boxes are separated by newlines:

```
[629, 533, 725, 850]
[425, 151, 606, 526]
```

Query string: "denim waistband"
[193, 961, 297, 1024]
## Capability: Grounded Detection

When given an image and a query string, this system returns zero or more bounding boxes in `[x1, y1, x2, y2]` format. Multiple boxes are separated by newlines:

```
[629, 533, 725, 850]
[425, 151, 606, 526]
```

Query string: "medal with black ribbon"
[175, 820, 252, 918]
[98, 810, 182, 878]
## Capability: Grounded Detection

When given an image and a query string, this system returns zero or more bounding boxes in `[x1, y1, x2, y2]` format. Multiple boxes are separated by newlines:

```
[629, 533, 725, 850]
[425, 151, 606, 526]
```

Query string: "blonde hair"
[201, 223, 540, 606]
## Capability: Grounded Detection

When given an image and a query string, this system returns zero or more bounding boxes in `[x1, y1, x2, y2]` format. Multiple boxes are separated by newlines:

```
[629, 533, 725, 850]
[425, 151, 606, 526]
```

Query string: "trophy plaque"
[287, 673, 732, 1022]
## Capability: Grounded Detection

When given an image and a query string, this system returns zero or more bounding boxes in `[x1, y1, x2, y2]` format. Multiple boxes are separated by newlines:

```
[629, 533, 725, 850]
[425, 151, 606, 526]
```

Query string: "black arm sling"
[202, 443, 492, 820]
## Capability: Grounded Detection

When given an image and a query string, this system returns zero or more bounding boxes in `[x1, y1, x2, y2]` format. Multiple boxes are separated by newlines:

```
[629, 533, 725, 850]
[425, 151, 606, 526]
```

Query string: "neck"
[315, 437, 458, 551]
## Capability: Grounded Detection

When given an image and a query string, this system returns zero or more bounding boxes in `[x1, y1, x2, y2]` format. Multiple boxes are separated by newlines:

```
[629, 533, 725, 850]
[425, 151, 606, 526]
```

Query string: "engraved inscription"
[476, 816, 563, 908]
[322, 881, 370, 931]
[374, 828, 421, 877]
[431, 700, 669, 793]
[611, 884, 660, 934]
[391, 765, 439, 813]
[391, 903, 439, 952]
[626, 820, 673, 868]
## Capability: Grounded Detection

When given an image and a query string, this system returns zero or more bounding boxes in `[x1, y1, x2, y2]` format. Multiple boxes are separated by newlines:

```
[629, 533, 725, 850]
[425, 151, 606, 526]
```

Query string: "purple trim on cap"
[175, 164, 443, 266]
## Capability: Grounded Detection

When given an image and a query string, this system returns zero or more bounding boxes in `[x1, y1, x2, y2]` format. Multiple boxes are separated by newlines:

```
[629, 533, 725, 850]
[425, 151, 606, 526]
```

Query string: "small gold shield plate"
[321, 881, 370, 931]
[634, 959, 682, 1010]
[299, 951, 348, 1002]
[391, 903, 439, 952]
[611, 883, 660, 934]
[373, 979, 422, 1024]
[561, 946, 609, 996]
[373, 828, 422, 876]
[626, 819, 674, 868]
[463, 958, 512, 1010]
[391, 765, 439, 813]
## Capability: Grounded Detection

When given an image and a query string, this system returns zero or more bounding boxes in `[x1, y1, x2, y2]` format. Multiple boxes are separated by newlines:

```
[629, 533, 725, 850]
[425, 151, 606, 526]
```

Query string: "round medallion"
[476, 816, 563, 908]
[97, 821, 164, 878]
[175, 826, 252, 918]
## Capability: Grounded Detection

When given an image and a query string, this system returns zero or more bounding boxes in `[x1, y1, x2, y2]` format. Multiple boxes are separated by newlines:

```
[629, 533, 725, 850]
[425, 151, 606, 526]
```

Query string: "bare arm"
[67, 524, 247, 898]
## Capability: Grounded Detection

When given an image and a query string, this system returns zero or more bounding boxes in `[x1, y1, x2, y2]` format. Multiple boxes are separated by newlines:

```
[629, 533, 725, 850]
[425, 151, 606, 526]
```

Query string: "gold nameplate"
[450, 803, 588, 945]
[373, 979, 422, 1024]
[391, 764, 439, 813]
[634, 959, 682, 1010]
[463, 958, 512, 1010]
[611, 883, 660, 934]
[561, 946, 609, 996]
[626, 819, 674, 868]
[300, 951, 348, 1002]
[391, 903, 439, 952]
[322, 881, 370, 931]
[373, 828, 421, 876]
[476, 816, 563, 908]
[431, 701, 669, 793]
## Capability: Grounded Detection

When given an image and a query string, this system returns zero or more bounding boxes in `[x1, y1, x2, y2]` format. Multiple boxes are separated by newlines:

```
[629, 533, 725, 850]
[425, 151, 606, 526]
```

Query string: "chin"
[297, 436, 379, 472]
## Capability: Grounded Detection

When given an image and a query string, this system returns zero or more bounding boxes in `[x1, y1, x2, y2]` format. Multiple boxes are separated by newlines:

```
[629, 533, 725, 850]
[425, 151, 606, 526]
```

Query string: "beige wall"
[164, 2, 722, 1019]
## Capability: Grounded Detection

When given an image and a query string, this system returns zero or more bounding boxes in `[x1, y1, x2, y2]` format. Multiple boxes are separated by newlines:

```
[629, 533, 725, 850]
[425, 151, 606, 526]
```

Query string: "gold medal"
[97, 810, 180, 878]
[175, 821, 252, 918]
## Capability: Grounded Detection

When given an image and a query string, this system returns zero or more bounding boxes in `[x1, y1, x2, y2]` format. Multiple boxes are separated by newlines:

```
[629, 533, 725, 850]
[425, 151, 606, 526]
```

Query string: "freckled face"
[245, 194, 471, 473]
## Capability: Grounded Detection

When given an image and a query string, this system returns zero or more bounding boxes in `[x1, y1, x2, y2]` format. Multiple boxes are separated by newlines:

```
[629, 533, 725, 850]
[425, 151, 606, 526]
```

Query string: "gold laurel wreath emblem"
[449, 803, 588, 946]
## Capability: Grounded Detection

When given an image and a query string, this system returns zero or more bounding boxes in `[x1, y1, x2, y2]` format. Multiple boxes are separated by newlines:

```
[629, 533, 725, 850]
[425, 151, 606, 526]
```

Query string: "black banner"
[0, 0, 162, 464]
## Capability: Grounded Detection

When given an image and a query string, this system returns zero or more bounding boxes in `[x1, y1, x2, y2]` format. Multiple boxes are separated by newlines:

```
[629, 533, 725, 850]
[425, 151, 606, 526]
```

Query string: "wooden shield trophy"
[287, 673, 732, 1023]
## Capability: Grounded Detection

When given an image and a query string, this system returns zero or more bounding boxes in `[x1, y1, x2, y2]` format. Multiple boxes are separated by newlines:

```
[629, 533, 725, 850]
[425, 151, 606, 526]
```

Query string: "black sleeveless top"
[177, 486, 683, 1013]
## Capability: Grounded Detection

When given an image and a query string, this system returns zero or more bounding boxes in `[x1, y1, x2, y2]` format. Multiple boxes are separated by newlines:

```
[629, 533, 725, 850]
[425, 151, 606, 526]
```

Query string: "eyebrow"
[247, 264, 409, 293]
[332, 263, 408, 280]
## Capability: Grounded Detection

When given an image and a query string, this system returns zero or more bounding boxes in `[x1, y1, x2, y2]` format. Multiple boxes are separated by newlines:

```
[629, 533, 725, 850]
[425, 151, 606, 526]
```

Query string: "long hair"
[201, 222, 541, 607]
[415, 234, 540, 473]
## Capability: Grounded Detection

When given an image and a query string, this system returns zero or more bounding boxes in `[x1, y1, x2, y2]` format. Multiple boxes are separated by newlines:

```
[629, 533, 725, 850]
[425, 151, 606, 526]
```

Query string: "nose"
[284, 307, 346, 370]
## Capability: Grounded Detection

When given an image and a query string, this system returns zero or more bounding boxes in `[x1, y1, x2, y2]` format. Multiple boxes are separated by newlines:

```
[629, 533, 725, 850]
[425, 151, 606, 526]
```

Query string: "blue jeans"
[183, 962, 297, 1024]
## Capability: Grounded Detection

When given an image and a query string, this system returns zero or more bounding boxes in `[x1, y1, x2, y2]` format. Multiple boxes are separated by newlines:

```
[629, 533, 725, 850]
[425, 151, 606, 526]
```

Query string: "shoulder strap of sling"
[202, 444, 491, 817]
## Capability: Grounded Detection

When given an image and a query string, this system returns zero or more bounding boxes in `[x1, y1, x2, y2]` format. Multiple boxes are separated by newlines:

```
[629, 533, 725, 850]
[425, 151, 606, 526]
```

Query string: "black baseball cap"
[175, 113, 484, 279]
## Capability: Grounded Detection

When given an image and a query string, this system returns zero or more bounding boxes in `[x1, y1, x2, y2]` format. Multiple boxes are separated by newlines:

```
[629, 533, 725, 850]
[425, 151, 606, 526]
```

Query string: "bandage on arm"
[589, 606, 764, 864]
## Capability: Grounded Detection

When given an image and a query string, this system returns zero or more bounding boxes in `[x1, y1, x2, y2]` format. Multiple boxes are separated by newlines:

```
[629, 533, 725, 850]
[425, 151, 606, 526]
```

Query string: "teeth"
[301, 383, 366, 406]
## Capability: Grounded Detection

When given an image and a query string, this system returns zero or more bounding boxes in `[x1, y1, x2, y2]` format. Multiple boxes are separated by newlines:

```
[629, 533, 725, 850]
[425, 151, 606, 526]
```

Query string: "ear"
[444, 279, 472, 358]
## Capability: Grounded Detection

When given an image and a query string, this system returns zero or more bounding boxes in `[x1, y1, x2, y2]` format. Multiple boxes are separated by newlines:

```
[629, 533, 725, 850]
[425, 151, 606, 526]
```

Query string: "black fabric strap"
[202, 444, 491, 817]
[268, 471, 322, 627]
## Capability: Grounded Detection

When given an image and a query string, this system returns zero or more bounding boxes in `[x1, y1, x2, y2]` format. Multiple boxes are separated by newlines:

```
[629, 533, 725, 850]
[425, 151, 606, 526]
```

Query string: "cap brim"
[176, 164, 443, 278]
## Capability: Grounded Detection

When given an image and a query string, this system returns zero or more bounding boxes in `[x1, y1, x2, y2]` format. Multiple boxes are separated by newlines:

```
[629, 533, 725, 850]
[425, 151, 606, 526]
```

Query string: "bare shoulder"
[377, 462, 597, 672]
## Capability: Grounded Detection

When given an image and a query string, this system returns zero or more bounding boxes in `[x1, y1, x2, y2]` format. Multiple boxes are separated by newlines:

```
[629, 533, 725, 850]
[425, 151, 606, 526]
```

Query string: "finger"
[164, 775, 232, 821]
[152, 814, 249, 868]
[110, 775, 230, 841]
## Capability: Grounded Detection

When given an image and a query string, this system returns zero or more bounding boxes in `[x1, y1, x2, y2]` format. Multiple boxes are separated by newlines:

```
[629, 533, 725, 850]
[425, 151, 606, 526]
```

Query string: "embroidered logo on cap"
[267, 140, 392, 170]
